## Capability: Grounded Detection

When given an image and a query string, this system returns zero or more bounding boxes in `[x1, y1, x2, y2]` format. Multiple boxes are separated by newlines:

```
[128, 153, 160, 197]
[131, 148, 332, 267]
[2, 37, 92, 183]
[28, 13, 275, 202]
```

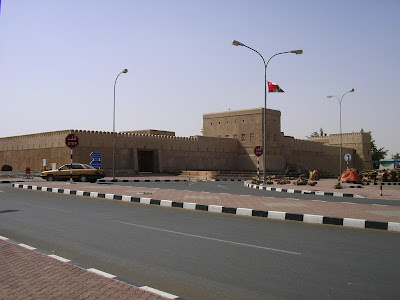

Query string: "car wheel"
[47, 175, 55, 181]
[79, 175, 89, 182]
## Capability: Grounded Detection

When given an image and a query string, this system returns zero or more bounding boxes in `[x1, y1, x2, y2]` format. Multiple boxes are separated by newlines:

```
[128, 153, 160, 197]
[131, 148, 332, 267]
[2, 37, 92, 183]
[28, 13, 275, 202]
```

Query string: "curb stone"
[97, 178, 245, 183]
[362, 182, 400, 186]
[98, 179, 188, 183]
[12, 183, 400, 233]
[0, 234, 184, 300]
[0, 180, 24, 184]
[244, 181, 364, 198]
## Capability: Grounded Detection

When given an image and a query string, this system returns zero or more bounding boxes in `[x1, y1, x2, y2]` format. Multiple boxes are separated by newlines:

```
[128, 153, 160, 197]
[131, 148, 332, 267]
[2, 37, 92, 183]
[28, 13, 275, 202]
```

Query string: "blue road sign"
[90, 160, 102, 168]
[90, 152, 102, 159]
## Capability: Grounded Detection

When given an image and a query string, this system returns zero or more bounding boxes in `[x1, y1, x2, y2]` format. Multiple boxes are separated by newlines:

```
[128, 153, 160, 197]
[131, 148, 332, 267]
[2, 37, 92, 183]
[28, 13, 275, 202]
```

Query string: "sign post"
[254, 146, 264, 181]
[65, 134, 79, 184]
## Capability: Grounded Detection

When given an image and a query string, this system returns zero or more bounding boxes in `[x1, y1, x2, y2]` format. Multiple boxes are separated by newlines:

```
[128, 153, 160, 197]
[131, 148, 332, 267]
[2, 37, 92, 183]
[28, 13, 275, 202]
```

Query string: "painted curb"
[244, 181, 363, 198]
[97, 178, 246, 183]
[0, 235, 184, 300]
[11, 183, 400, 233]
[0, 180, 24, 184]
[98, 179, 188, 183]
[362, 182, 400, 186]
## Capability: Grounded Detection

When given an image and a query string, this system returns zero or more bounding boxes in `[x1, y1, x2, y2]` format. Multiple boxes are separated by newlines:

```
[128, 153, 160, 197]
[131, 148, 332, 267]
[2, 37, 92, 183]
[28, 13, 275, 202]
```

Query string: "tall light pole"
[113, 68, 128, 181]
[232, 40, 302, 183]
[327, 88, 355, 177]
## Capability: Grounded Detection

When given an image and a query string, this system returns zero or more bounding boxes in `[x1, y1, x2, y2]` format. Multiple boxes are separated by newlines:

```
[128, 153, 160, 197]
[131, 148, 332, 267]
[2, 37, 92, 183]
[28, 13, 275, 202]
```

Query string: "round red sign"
[65, 134, 79, 149]
[254, 146, 263, 157]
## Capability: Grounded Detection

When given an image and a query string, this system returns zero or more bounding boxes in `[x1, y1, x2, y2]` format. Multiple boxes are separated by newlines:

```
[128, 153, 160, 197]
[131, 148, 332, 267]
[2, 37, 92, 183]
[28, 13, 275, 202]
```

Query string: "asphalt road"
[1, 183, 400, 299]
[99, 180, 400, 206]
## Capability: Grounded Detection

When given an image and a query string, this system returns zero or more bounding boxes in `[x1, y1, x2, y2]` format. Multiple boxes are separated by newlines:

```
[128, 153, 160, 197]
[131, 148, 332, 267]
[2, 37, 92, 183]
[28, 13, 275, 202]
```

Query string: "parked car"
[41, 163, 106, 182]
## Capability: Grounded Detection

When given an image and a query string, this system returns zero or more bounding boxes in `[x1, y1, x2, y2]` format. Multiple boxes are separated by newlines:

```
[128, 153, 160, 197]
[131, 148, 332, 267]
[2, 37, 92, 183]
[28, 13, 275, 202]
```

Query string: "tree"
[308, 127, 326, 138]
[371, 136, 388, 168]
[392, 153, 400, 159]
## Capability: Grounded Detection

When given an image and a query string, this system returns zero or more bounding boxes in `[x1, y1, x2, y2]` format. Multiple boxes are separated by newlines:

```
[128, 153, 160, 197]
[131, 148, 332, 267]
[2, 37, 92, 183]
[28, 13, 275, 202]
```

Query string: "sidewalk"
[0, 236, 177, 300]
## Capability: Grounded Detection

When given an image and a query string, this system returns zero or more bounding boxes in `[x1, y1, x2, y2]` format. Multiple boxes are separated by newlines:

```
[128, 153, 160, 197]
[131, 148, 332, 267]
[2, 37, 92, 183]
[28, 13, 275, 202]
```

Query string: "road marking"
[20, 203, 70, 213]
[0, 189, 3, 192]
[112, 220, 301, 255]
[48, 254, 71, 263]
[87, 268, 116, 278]
[286, 198, 299, 201]
[217, 185, 229, 189]
[341, 202, 356, 205]
[140, 286, 179, 299]
[19, 243, 36, 250]
[312, 200, 327, 203]
[372, 204, 388, 207]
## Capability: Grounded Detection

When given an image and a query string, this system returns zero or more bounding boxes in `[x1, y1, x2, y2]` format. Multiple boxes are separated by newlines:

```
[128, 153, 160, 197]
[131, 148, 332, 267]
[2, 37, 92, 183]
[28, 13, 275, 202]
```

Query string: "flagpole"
[232, 40, 302, 184]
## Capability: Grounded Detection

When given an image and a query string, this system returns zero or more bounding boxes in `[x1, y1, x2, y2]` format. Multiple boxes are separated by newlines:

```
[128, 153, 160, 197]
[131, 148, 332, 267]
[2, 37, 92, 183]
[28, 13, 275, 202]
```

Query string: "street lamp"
[113, 68, 128, 181]
[327, 88, 355, 177]
[232, 40, 302, 184]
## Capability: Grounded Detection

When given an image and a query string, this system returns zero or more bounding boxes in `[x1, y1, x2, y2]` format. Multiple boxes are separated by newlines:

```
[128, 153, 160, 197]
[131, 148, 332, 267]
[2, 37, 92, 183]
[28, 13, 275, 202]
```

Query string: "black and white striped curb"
[98, 178, 188, 183]
[244, 181, 364, 198]
[0, 180, 23, 184]
[0, 235, 184, 300]
[362, 182, 400, 186]
[213, 178, 246, 181]
[11, 183, 400, 232]
[98, 178, 245, 183]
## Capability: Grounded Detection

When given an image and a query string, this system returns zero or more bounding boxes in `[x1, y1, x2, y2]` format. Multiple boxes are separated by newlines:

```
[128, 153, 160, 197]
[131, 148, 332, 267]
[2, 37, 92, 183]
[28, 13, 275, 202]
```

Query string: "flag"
[268, 81, 284, 93]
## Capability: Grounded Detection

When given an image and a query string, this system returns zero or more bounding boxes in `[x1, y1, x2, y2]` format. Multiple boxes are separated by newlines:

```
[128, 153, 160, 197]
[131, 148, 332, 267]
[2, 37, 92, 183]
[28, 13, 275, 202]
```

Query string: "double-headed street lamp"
[113, 68, 128, 181]
[327, 88, 355, 177]
[232, 40, 302, 184]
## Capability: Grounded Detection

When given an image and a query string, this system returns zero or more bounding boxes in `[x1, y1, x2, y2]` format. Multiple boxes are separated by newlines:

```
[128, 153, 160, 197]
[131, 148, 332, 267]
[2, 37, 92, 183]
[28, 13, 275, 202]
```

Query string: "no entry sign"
[65, 134, 79, 149]
[254, 146, 263, 157]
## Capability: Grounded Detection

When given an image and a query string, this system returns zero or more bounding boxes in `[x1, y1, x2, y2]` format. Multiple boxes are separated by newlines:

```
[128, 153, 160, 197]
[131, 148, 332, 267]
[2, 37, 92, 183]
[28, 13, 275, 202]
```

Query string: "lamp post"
[327, 88, 355, 177]
[232, 40, 302, 183]
[113, 68, 128, 181]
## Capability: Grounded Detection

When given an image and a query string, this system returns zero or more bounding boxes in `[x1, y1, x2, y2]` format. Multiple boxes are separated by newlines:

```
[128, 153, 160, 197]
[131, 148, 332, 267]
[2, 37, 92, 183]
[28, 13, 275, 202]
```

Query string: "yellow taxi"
[41, 163, 106, 182]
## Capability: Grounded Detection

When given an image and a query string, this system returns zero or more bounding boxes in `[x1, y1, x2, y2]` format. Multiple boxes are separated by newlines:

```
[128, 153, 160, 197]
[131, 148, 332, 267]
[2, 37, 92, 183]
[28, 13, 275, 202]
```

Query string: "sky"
[1, 0, 399, 157]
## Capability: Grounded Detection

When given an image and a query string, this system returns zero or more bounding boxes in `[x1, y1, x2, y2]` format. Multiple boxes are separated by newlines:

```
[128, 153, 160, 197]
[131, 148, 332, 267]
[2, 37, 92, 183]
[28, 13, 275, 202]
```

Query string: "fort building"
[0, 108, 372, 176]
[202, 108, 372, 174]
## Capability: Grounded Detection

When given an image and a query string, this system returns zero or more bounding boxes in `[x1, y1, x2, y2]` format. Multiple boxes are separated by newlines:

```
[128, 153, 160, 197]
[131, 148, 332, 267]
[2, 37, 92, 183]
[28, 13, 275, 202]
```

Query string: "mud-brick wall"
[0, 130, 241, 173]
[157, 135, 239, 172]
[0, 130, 73, 172]
[71, 131, 240, 173]
[281, 136, 363, 175]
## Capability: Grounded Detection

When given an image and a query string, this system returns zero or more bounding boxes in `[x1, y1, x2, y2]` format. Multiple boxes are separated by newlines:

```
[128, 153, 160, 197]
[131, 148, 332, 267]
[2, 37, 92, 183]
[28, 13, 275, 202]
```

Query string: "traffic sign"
[65, 134, 79, 149]
[254, 146, 263, 157]
[90, 160, 102, 168]
[90, 152, 102, 159]
[344, 153, 352, 162]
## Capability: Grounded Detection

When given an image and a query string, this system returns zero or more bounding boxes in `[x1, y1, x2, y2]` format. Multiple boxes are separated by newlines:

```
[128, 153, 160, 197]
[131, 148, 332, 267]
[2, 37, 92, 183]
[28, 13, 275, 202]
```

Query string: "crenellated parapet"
[0, 129, 234, 152]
